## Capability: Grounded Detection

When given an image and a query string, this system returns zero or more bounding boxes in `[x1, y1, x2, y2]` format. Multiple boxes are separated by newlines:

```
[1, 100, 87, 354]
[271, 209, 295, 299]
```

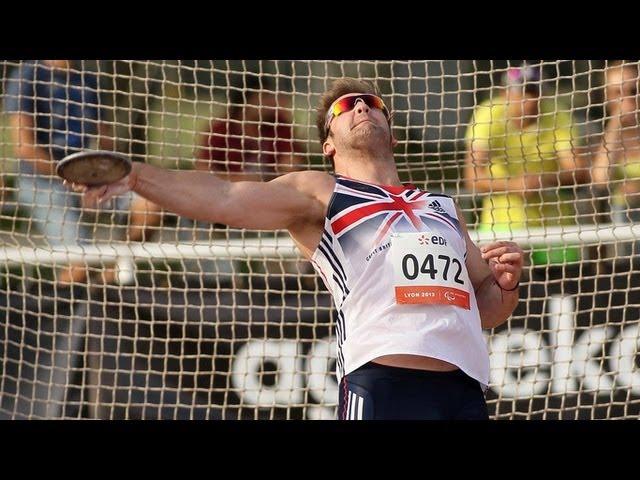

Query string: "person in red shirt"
[196, 76, 304, 180]
[194, 76, 308, 287]
[134, 77, 305, 246]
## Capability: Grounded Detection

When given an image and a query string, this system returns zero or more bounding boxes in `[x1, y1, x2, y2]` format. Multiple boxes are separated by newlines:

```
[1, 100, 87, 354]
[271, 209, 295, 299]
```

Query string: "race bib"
[391, 232, 471, 309]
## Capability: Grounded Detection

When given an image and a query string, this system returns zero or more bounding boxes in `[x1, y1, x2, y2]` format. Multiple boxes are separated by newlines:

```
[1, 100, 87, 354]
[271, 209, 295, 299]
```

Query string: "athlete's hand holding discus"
[480, 241, 524, 292]
[58, 150, 138, 206]
[65, 171, 137, 206]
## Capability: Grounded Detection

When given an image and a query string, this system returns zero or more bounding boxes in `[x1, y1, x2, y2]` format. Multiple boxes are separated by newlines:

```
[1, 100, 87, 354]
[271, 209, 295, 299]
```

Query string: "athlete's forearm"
[475, 274, 520, 329]
[130, 162, 233, 223]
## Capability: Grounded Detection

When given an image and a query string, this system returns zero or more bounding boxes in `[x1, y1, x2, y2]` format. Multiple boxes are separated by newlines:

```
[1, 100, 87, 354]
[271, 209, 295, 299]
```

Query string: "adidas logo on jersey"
[428, 200, 446, 214]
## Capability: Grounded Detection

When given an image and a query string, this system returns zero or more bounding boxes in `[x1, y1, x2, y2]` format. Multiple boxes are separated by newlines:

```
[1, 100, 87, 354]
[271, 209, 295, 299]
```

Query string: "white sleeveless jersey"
[310, 176, 489, 387]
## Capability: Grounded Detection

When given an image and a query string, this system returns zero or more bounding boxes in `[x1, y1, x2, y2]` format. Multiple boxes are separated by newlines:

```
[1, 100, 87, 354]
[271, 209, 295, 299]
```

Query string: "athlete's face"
[323, 93, 395, 157]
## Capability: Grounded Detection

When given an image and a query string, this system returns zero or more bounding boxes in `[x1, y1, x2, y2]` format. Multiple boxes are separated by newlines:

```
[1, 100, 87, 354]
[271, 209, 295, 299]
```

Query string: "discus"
[56, 150, 132, 186]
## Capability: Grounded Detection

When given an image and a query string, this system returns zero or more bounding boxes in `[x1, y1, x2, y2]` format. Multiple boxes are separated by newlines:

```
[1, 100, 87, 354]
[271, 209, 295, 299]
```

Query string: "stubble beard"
[348, 123, 389, 157]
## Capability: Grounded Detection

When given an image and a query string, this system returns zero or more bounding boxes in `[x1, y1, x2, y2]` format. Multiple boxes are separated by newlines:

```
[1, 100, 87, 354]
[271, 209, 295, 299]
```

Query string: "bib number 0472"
[401, 253, 464, 284]
[391, 232, 471, 309]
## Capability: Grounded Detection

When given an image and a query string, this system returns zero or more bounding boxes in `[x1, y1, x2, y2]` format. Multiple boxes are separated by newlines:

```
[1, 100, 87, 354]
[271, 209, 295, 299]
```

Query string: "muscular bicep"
[130, 166, 331, 236]
[214, 171, 330, 231]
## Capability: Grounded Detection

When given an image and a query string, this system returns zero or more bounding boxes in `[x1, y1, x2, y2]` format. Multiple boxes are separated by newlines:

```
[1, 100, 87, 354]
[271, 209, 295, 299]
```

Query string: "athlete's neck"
[334, 156, 402, 187]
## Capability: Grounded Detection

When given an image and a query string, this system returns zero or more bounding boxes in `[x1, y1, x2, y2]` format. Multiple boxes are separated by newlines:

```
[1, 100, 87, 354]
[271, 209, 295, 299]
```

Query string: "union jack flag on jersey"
[329, 176, 463, 259]
[310, 175, 468, 379]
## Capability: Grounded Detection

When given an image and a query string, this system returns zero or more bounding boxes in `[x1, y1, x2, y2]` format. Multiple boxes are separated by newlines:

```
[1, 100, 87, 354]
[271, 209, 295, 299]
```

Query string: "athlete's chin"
[351, 129, 388, 150]
[352, 122, 377, 133]
[351, 125, 384, 141]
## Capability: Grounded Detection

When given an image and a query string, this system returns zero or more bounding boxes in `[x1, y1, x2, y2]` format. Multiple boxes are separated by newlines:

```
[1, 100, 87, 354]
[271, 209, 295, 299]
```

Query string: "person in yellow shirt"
[464, 64, 590, 265]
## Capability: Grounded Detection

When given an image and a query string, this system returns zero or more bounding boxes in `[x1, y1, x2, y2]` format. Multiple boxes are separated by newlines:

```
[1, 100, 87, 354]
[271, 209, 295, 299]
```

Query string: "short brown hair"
[316, 78, 383, 168]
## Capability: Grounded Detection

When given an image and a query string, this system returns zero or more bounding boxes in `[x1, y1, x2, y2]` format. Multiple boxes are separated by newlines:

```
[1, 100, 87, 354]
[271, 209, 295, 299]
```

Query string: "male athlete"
[72, 78, 523, 420]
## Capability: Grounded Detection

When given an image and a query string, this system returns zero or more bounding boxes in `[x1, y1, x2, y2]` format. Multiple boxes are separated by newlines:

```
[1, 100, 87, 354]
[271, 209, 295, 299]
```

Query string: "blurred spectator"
[593, 61, 640, 257]
[193, 75, 307, 287]
[137, 77, 305, 230]
[86, 76, 307, 289]
[4, 60, 156, 284]
[464, 63, 590, 266]
[195, 75, 304, 179]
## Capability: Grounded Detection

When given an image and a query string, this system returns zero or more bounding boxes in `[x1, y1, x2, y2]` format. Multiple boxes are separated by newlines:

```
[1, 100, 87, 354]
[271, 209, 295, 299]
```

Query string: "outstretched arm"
[76, 162, 329, 232]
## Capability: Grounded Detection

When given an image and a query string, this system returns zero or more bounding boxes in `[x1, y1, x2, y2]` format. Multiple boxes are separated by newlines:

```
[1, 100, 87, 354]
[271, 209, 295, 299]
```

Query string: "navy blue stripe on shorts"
[338, 361, 488, 420]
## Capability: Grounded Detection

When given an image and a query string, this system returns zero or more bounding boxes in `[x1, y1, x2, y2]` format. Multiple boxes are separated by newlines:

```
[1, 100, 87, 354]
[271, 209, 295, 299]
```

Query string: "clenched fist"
[480, 241, 524, 291]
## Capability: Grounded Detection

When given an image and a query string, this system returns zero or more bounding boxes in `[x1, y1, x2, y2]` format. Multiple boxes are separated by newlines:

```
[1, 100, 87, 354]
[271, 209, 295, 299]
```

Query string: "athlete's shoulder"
[276, 170, 336, 193]
[271, 170, 336, 218]
[275, 171, 335, 242]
